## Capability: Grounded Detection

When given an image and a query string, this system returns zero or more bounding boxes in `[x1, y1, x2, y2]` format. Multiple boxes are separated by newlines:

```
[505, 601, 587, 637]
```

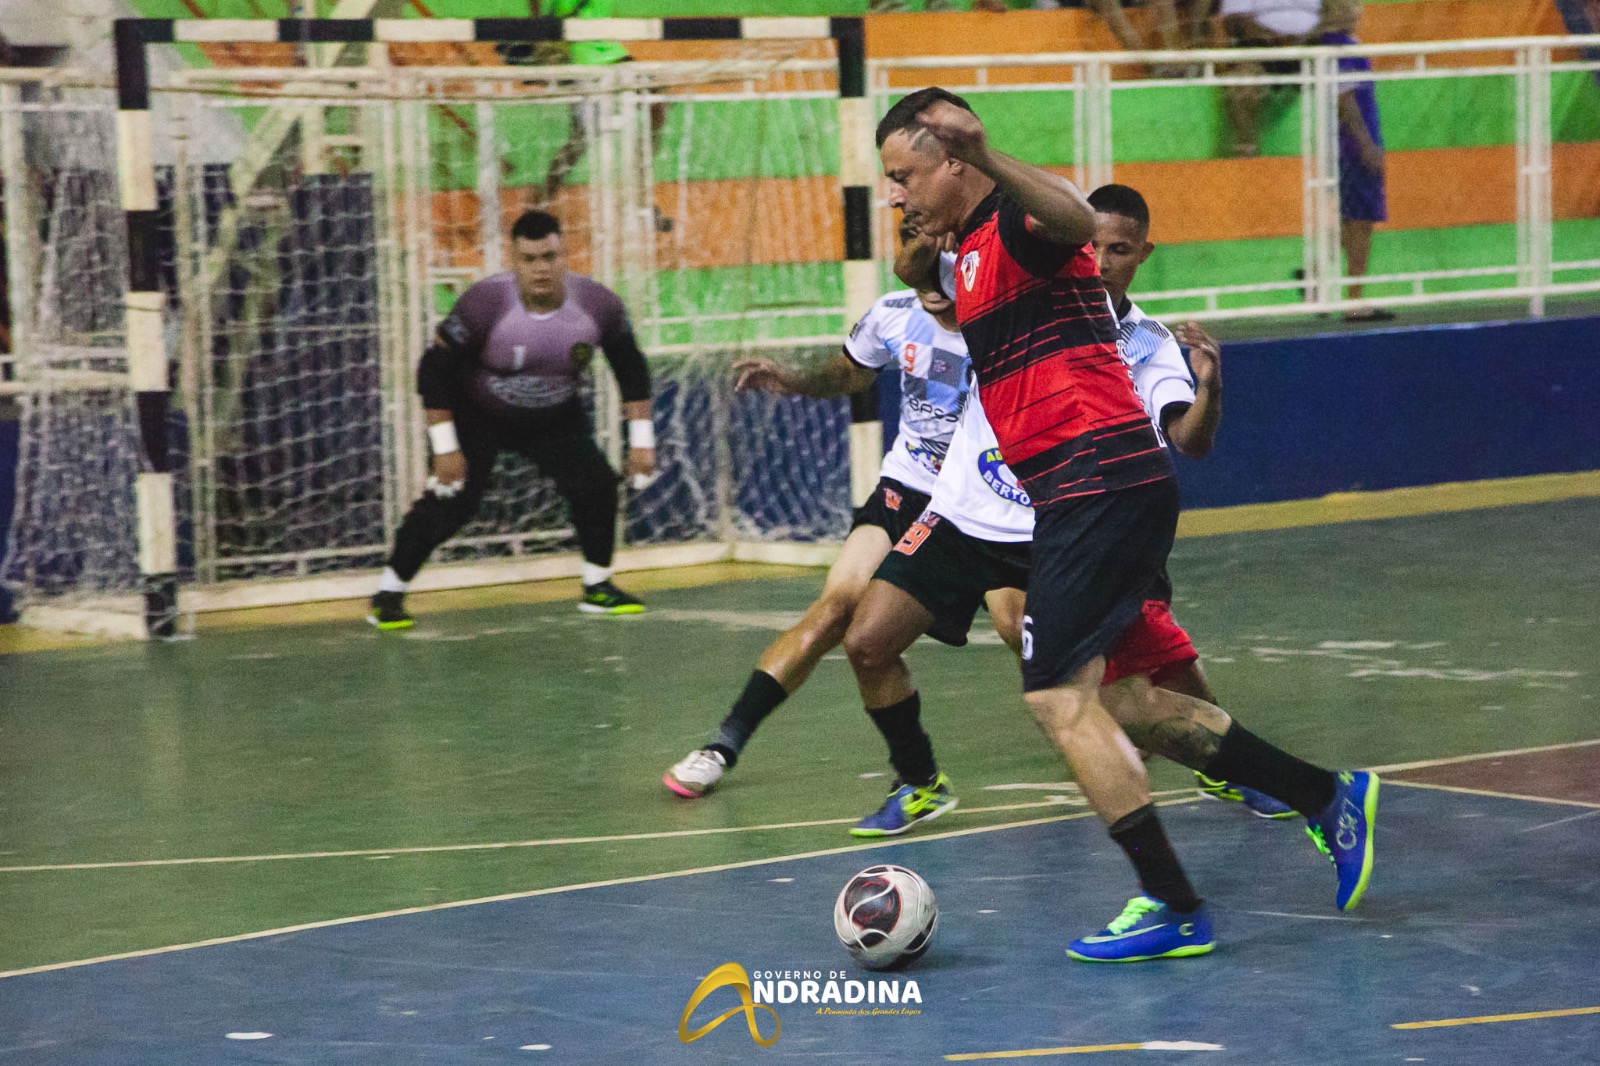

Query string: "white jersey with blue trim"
[844, 289, 971, 496]
[931, 298, 1196, 542]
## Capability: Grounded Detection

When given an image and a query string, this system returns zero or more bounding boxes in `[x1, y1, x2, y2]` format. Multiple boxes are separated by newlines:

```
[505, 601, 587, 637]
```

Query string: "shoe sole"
[1251, 807, 1301, 820]
[849, 798, 958, 838]
[1067, 941, 1215, 963]
[1340, 774, 1380, 911]
[663, 773, 712, 799]
[578, 603, 645, 615]
[367, 615, 414, 631]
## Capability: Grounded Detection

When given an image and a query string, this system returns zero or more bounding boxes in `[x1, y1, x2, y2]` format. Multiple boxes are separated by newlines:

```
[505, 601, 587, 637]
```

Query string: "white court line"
[1365, 737, 1600, 775]
[1385, 780, 1600, 810]
[0, 797, 1202, 980]
[0, 789, 1204, 875]
[0, 793, 1192, 874]
[1521, 808, 1600, 833]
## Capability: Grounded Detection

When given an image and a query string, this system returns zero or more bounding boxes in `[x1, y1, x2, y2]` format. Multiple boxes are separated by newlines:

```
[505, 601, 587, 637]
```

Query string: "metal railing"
[872, 35, 1600, 321]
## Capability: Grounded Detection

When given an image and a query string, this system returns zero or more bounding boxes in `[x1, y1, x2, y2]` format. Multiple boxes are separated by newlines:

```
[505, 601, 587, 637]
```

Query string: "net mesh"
[1, 83, 141, 617]
[5, 51, 858, 625]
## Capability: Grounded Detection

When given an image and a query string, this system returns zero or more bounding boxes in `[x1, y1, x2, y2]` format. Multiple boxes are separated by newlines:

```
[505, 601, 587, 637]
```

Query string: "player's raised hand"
[1175, 322, 1221, 389]
[914, 99, 989, 165]
[733, 358, 800, 395]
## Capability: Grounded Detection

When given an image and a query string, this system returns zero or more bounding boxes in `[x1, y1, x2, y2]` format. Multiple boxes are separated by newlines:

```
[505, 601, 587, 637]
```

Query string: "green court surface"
[1, 496, 1596, 979]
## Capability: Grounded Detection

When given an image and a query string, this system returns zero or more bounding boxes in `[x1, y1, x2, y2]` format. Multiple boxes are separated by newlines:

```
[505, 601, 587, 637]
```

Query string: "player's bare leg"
[843, 580, 957, 837]
[1098, 673, 1379, 911]
[1023, 658, 1215, 961]
[1024, 659, 1156, 825]
[984, 587, 1025, 654]
[663, 525, 891, 797]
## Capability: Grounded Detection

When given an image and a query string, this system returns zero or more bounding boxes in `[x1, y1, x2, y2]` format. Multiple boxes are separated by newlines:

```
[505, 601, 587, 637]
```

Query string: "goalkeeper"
[369, 210, 655, 629]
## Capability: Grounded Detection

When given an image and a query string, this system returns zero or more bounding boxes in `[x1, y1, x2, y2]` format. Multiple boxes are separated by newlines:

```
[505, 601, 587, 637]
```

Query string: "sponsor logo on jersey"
[905, 442, 944, 474]
[977, 448, 1030, 506]
[959, 251, 979, 291]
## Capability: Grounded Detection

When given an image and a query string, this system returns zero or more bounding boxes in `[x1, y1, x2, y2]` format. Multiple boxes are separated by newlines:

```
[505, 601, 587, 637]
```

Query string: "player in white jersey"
[663, 219, 971, 798]
[848, 185, 1298, 839]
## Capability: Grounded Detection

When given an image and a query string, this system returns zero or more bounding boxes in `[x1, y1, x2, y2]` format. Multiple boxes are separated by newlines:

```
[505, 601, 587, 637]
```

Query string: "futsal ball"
[833, 864, 938, 971]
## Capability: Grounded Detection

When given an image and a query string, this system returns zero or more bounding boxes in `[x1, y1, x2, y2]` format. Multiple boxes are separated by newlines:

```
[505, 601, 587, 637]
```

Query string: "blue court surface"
[3, 783, 1596, 1064]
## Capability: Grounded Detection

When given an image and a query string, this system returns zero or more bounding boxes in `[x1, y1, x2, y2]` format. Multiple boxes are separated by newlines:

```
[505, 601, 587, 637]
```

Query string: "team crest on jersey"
[978, 448, 1030, 506]
[568, 342, 595, 370]
[959, 251, 980, 291]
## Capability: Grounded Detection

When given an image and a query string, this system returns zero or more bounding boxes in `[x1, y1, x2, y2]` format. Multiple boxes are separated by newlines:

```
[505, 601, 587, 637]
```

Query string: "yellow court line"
[1394, 1005, 1600, 1030]
[1385, 779, 1600, 810]
[946, 1043, 1146, 1060]
[0, 796, 1201, 980]
[1176, 469, 1600, 540]
[0, 792, 1193, 874]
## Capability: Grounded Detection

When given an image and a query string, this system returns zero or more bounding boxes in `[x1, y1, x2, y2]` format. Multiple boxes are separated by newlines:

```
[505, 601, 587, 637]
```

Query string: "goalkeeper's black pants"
[388, 402, 621, 582]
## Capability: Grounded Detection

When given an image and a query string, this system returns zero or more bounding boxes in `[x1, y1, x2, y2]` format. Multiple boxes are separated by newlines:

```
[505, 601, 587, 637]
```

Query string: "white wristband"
[428, 420, 460, 455]
[628, 418, 655, 450]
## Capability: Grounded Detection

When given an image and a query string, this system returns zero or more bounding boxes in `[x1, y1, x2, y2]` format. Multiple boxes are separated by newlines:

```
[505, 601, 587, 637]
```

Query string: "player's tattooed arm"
[913, 99, 1095, 247]
[733, 354, 875, 399]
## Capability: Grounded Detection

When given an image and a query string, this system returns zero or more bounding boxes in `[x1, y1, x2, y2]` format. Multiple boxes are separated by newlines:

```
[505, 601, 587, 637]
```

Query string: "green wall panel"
[1553, 71, 1600, 144]
[649, 262, 844, 347]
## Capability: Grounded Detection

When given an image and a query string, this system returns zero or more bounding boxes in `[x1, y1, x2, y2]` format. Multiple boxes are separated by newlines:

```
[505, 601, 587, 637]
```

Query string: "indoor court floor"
[2, 495, 1597, 1063]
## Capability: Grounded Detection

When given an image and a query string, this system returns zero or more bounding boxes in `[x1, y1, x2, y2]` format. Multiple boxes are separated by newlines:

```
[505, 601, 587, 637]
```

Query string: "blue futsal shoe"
[1067, 896, 1215, 963]
[1306, 770, 1380, 911]
[1194, 772, 1297, 819]
[849, 773, 957, 838]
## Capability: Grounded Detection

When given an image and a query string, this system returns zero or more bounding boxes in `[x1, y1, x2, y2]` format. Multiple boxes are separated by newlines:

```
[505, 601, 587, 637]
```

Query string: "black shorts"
[1021, 478, 1180, 693]
[872, 509, 1031, 648]
[850, 477, 930, 543]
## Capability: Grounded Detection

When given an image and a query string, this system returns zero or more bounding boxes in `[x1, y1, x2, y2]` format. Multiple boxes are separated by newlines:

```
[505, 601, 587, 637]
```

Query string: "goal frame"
[112, 14, 879, 638]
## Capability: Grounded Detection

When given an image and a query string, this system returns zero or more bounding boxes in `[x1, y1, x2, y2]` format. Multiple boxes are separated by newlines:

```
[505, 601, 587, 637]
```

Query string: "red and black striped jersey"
[952, 191, 1173, 505]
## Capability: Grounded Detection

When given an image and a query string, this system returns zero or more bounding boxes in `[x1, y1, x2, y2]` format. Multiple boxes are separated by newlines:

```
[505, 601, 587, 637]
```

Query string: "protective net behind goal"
[4, 49, 859, 629]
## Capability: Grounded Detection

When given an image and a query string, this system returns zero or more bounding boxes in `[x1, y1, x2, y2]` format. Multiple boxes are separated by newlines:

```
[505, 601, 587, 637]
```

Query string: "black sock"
[709, 671, 789, 768]
[1202, 723, 1336, 818]
[866, 691, 938, 787]
[1108, 805, 1201, 913]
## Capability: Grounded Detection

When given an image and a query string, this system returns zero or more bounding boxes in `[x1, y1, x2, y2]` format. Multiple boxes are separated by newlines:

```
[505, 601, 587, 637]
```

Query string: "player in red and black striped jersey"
[873, 88, 1380, 962]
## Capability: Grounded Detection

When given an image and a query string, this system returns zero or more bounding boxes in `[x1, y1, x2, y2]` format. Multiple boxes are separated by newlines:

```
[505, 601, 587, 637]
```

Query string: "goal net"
[3, 44, 860, 632]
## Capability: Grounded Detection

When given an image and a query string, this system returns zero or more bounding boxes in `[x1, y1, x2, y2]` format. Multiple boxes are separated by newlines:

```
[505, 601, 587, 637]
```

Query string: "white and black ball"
[833, 864, 938, 971]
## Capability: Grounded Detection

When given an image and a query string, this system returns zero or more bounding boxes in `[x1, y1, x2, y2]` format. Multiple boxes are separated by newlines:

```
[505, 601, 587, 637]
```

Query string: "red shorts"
[1103, 600, 1198, 686]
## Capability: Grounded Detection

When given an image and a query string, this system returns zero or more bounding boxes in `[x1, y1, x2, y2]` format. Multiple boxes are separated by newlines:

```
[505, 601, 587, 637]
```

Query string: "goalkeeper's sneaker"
[664, 748, 726, 798]
[1067, 896, 1215, 963]
[1194, 772, 1297, 819]
[1307, 770, 1380, 911]
[850, 774, 957, 837]
[367, 591, 413, 630]
[579, 580, 645, 615]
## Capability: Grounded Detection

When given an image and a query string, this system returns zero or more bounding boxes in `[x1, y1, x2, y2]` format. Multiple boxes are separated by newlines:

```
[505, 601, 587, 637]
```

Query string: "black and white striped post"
[113, 19, 180, 638]
[113, 16, 881, 634]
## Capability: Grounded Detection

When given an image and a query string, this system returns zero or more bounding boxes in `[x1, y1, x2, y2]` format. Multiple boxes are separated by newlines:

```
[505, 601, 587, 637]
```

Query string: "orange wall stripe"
[424, 141, 1597, 273]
